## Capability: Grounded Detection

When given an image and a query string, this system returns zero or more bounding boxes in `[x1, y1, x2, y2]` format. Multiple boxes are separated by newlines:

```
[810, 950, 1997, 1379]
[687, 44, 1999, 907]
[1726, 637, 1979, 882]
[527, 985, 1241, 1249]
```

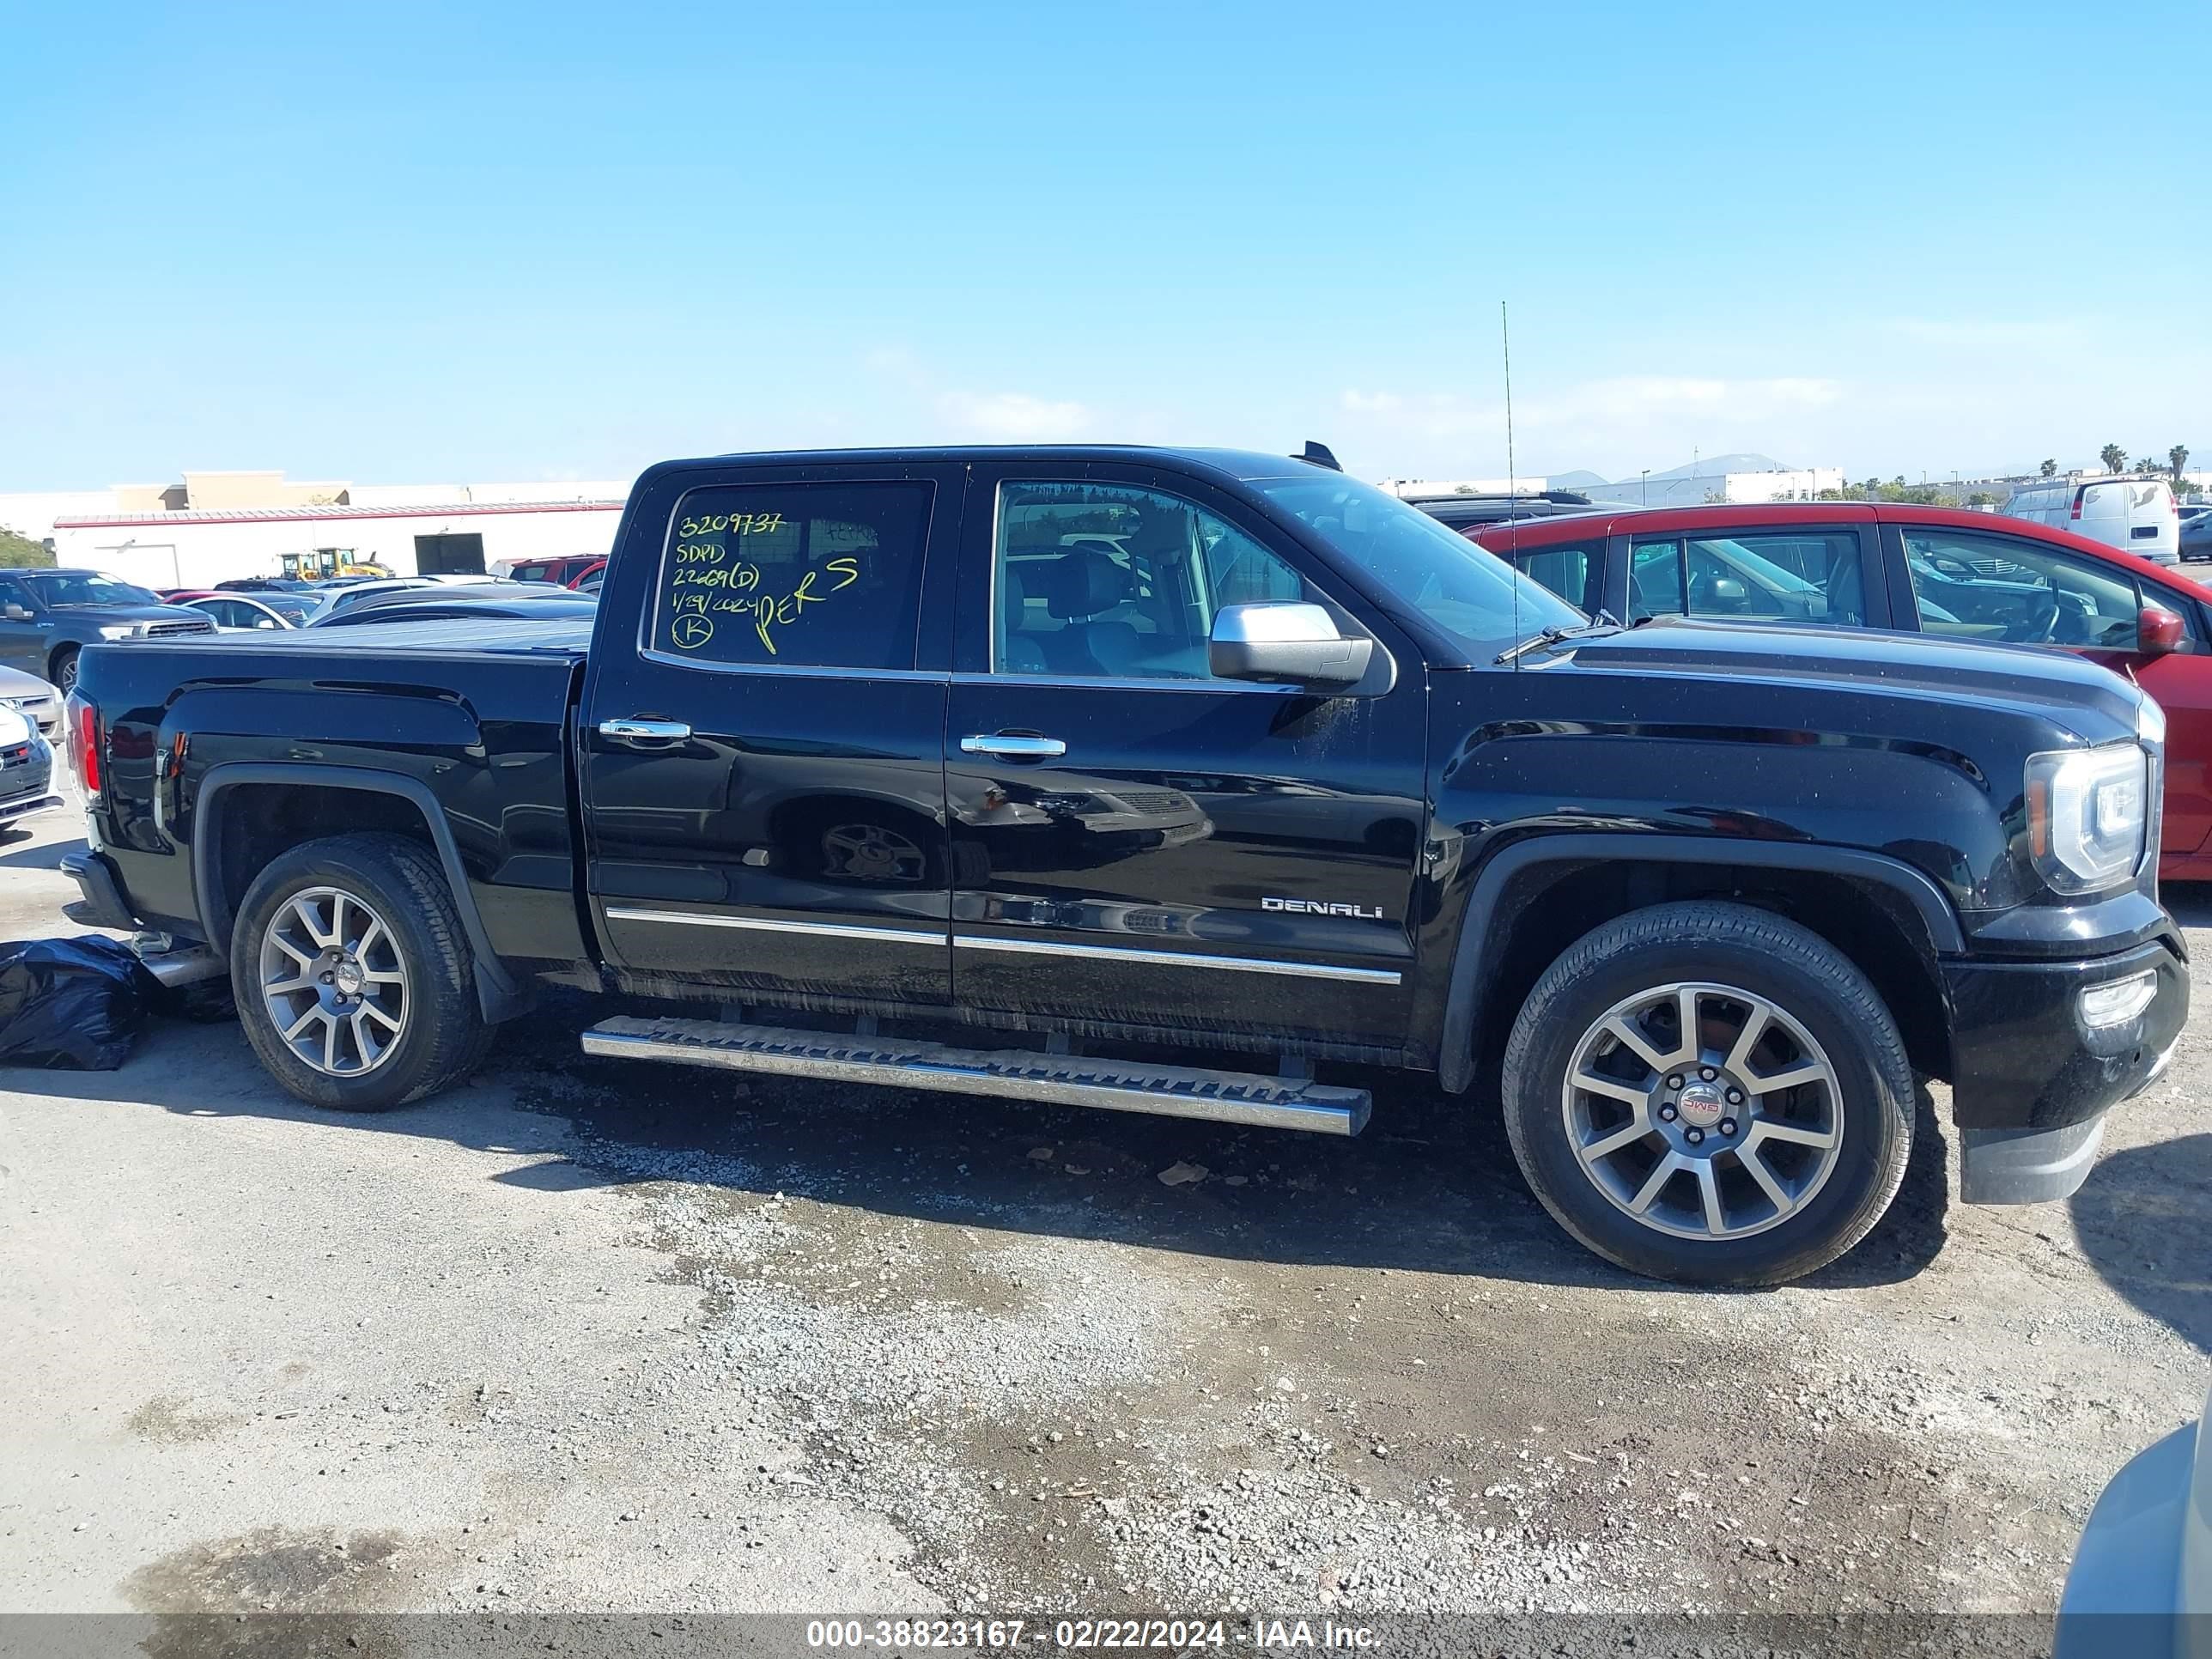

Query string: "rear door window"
[654, 481, 932, 670]
[1685, 532, 1869, 626]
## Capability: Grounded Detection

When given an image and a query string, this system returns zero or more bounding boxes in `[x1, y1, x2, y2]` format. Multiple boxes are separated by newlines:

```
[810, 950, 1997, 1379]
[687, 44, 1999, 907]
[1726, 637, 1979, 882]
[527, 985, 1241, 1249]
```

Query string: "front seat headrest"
[1041, 549, 1131, 620]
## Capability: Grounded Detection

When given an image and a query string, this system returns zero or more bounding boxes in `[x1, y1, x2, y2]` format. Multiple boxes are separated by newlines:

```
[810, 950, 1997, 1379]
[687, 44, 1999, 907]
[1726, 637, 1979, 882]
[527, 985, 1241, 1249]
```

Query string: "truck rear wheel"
[229, 833, 490, 1111]
[1501, 901, 1913, 1286]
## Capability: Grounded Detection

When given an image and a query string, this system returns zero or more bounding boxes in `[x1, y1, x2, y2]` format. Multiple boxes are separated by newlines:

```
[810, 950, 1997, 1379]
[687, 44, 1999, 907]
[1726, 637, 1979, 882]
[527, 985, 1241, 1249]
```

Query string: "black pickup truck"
[62, 446, 2188, 1285]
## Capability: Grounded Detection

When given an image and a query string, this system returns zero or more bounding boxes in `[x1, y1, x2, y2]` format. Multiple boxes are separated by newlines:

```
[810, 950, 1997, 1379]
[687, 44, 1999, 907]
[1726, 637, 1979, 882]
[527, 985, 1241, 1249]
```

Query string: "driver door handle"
[960, 732, 1066, 759]
[599, 718, 692, 744]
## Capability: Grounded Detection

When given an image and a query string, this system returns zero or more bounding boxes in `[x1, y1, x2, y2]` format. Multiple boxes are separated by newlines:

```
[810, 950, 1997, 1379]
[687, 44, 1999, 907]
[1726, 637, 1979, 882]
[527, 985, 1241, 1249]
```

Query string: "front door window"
[994, 481, 1316, 681]
[1903, 530, 2144, 650]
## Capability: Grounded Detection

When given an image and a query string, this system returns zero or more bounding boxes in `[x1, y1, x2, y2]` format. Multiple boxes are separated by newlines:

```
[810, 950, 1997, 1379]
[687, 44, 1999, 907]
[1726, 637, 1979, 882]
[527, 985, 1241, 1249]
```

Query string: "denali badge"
[1262, 896, 1385, 919]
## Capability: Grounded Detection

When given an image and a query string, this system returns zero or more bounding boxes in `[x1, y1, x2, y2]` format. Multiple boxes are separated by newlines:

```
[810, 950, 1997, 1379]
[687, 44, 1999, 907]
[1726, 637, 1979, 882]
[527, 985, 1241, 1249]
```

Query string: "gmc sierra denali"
[61, 445, 2189, 1285]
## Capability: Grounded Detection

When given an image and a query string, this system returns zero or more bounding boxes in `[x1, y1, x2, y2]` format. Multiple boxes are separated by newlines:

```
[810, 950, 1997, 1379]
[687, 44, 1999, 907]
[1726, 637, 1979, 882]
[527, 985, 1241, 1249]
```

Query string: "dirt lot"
[1, 794, 2205, 1643]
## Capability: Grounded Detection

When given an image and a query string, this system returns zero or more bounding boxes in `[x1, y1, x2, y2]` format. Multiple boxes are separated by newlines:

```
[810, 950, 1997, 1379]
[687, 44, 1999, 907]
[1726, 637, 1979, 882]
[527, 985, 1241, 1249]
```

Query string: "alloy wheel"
[1560, 980, 1844, 1241]
[258, 885, 409, 1076]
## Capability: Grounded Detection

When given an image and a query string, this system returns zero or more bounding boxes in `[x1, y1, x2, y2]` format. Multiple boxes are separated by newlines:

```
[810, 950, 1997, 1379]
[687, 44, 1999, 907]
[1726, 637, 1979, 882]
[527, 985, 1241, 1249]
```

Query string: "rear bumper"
[60, 848, 142, 933]
[1945, 935, 2188, 1203]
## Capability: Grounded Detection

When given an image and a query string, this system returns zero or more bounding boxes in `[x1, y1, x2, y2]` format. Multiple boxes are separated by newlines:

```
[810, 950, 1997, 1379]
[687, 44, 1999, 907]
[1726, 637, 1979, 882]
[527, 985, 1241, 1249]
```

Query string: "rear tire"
[230, 833, 490, 1111]
[1500, 902, 1913, 1286]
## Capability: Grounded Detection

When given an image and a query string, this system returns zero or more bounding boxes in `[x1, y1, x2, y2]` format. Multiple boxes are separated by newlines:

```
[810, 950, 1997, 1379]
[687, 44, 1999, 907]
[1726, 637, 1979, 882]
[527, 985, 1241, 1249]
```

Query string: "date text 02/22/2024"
[801, 1617, 1379, 1649]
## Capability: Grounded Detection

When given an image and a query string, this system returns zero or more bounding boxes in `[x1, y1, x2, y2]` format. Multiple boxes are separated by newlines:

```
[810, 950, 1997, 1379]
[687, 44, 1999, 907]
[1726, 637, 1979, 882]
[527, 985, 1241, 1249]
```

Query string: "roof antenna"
[1503, 299, 1522, 654]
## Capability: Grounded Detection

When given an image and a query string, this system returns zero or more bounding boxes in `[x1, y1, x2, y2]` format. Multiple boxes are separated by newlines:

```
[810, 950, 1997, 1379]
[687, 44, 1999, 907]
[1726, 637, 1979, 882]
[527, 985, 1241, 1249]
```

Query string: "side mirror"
[1209, 603, 1374, 690]
[3, 603, 31, 622]
[2138, 606, 2185, 658]
[1704, 575, 1750, 611]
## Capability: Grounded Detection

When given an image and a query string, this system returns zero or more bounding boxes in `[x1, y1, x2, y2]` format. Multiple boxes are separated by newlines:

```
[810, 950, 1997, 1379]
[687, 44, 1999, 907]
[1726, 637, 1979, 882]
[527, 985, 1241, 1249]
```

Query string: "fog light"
[2079, 970, 2156, 1030]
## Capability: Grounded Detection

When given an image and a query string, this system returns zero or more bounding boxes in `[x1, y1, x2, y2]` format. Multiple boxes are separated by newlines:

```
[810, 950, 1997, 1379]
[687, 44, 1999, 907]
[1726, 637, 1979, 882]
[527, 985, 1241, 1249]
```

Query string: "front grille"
[142, 619, 215, 637]
[1114, 791, 1186, 813]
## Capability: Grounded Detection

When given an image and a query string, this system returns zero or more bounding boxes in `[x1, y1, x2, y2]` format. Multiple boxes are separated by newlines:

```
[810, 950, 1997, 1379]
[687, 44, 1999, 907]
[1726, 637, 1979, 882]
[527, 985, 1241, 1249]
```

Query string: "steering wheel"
[2002, 592, 2061, 643]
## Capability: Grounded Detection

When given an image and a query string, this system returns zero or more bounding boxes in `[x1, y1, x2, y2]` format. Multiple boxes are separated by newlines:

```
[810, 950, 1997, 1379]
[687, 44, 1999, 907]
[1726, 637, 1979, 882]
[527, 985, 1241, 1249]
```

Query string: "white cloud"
[936, 390, 1093, 441]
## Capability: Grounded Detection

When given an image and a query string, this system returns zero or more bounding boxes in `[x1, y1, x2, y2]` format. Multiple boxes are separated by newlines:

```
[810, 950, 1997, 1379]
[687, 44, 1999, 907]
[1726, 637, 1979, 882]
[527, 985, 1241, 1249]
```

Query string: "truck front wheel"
[1501, 902, 1913, 1286]
[229, 833, 491, 1111]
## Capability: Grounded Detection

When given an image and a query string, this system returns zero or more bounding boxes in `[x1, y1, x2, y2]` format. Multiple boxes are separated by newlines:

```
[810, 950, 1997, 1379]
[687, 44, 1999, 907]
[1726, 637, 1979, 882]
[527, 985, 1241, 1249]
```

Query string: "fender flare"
[193, 762, 528, 1023]
[1435, 833, 1964, 1094]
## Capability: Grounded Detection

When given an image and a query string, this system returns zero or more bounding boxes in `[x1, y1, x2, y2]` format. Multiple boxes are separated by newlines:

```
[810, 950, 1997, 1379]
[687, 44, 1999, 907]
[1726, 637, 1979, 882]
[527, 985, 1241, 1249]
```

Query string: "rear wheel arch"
[192, 763, 526, 1021]
[1437, 836, 1960, 1097]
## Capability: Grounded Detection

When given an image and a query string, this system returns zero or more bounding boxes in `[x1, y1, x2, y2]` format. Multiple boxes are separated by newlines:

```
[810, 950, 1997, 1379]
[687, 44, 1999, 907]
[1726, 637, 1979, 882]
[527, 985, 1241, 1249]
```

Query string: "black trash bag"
[0, 935, 162, 1070]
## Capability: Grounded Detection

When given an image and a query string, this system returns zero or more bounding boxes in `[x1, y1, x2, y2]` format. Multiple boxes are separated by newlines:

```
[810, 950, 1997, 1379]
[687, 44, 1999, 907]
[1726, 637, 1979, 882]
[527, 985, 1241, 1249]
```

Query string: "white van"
[2005, 477, 2180, 565]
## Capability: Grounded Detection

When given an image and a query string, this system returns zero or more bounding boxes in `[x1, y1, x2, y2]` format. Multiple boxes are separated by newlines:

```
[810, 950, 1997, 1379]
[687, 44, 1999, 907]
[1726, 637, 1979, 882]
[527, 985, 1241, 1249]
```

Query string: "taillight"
[2070, 489, 2085, 520]
[66, 694, 100, 796]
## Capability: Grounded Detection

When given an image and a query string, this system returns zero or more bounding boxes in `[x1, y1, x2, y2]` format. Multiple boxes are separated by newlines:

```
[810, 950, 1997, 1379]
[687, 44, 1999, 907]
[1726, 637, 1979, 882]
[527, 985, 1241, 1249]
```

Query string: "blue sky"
[4, 1, 2206, 493]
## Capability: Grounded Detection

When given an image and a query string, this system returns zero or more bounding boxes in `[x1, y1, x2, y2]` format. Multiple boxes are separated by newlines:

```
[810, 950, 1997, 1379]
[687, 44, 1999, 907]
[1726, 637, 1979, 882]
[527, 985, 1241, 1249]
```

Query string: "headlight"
[96, 623, 138, 641]
[2026, 744, 2148, 894]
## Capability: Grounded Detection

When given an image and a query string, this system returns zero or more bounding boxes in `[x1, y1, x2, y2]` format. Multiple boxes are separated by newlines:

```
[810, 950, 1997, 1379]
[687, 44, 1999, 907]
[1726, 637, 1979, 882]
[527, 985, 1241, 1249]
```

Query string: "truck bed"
[75, 616, 593, 973]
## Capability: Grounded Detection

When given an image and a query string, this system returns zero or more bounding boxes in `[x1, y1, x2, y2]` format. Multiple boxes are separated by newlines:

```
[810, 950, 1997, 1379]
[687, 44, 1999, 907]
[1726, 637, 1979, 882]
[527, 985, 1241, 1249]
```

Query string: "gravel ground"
[1, 793, 2205, 1647]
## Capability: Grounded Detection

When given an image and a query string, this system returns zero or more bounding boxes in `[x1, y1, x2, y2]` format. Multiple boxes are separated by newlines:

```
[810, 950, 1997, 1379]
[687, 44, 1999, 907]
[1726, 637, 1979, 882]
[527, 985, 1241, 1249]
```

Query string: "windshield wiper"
[1493, 611, 1623, 665]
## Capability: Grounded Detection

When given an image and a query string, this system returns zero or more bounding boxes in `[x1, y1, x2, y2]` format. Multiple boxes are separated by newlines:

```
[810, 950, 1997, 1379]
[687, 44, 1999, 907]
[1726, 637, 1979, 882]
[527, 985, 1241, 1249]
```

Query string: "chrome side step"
[580, 1015, 1370, 1136]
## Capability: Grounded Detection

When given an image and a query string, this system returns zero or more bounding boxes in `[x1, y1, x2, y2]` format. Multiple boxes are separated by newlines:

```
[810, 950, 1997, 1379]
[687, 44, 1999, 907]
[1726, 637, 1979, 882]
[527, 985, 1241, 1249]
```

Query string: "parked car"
[1475, 501, 2212, 881]
[215, 576, 320, 595]
[306, 586, 599, 627]
[2006, 477, 2181, 566]
[294, 577, 443, 623]
[0, 700, 64, 832]
[0, 568, 215, 694]
[2054, 1376, 2208, 1656]
[185, 592, 321, 631]
[496, 554, 608, 586]
[64, 445, 2185, 1287]
[1405, 489, 1601, 532]
[2179, 502, 2212, 562]
[156, 588, 223, 603]
[0, 664, 61, 736]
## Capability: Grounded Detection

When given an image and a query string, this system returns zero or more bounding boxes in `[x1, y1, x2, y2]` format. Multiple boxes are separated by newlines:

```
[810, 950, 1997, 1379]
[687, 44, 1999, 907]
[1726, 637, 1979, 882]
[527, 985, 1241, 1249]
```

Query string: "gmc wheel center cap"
[1676, 1081, 1726, 1128]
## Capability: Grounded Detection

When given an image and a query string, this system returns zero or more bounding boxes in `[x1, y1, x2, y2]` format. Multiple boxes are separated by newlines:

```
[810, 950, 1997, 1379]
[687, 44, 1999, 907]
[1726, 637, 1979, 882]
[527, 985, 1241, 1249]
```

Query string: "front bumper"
[1945, 934, 2189, 1203]
[0, 744, 63, 823]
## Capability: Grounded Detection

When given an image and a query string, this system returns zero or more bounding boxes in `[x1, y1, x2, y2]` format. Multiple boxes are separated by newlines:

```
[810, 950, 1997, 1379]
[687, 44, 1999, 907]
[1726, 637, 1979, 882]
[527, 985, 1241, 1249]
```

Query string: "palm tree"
[2100, 443, 2127, 475]
[2039, 459, 2058, 479]
[2172, 445, 2191, 483]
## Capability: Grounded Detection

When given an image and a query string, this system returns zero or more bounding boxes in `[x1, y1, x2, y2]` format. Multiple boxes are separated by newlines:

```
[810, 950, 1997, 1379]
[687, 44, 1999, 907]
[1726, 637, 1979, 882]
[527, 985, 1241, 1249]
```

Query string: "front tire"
[1501, 902, 1913, 1286]
[49, 647, 80, 696]
[230, 833, 490, 1111]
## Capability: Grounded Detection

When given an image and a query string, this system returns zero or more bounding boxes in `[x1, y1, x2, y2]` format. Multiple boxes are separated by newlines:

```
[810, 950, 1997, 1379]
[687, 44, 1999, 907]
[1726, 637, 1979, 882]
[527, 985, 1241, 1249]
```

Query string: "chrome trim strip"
[952, 932, 1401, 984]
[605, 907, 945, 946]
[582, 1015, 1372, 1136]
[949, 671, 1294, 695]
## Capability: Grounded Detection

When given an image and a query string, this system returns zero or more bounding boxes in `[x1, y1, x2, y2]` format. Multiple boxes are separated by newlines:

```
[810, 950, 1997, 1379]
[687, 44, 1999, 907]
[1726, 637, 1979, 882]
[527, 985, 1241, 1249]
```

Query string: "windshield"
[15, 571, 162, 608]
[259, 594, 320, 624]
[1253, 475, 1584, 655]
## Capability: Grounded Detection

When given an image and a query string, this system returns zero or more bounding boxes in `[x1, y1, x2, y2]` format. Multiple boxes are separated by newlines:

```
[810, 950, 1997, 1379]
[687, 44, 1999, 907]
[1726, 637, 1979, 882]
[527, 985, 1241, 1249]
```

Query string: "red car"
[497, 554, 607, 588]
[1468, 501, 2212, 881]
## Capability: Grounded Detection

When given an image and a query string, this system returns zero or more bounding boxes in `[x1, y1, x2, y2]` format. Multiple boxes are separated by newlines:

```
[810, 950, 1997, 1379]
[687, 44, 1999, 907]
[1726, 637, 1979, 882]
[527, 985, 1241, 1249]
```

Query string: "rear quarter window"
[653, 480, 932, 671]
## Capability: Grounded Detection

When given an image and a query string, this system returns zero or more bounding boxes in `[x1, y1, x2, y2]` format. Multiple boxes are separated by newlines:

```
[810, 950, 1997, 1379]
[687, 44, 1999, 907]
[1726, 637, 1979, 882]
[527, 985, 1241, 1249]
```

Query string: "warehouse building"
[2, 471, 627, 590]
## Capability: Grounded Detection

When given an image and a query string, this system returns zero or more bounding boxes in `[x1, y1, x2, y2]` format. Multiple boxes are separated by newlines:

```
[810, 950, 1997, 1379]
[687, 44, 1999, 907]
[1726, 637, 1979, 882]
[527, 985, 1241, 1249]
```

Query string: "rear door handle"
[599, 718, 693, 744]
[960, 732, 1067, 759]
